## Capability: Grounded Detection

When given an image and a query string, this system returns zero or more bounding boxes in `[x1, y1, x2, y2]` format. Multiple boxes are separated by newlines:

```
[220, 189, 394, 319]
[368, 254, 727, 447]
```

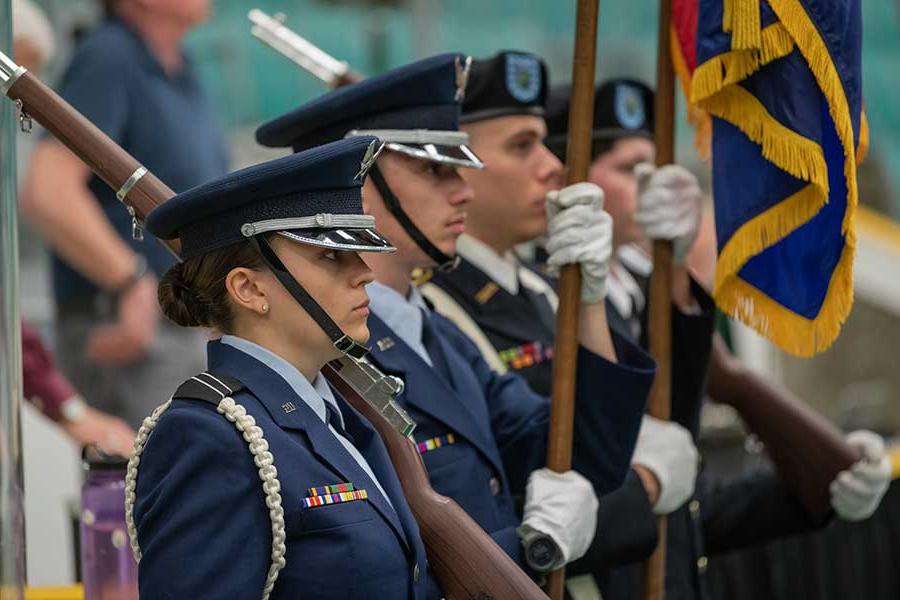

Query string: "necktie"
[420, 309, 455, 387]
[518, 284, 557, 335]
[324, 401, 355, 445]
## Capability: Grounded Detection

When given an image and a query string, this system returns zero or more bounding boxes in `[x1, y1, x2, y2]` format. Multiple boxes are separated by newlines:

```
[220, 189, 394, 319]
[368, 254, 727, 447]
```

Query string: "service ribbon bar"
[302, 489, 368, 508]
[416, 433, 456, 454]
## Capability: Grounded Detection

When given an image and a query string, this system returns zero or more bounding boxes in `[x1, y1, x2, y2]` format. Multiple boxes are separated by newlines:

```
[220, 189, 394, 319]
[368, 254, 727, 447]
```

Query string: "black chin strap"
[249, 236, 369, 359]
[368, 164, 459, 272]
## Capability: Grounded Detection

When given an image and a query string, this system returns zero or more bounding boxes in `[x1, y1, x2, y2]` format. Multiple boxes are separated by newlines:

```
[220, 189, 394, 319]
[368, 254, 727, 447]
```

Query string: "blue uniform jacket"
[133, 341, 433, 599]
[366, 310, 656, 566]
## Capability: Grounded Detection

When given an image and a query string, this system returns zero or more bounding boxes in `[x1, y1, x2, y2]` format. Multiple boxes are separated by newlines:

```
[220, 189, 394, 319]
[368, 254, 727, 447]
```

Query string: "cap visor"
[279, 228, 396, 253]
[387, 142, 484, 169]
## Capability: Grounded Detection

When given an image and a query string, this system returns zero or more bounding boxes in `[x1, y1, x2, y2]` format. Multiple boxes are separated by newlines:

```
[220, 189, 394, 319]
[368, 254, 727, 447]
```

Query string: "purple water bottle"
[80, 447, 138, 600]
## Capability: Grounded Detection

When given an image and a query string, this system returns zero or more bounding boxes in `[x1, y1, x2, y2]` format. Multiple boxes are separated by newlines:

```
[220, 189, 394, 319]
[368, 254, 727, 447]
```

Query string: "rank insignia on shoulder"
[304, 482, 368, 508]
[376, 337, 395, 351]
[498, 342, 554, 370]
[416, 433, 456, 454]
[474, 282, 500, 305]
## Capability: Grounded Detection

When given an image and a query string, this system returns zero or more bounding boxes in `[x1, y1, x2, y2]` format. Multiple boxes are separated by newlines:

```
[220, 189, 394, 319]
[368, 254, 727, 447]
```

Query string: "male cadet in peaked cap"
[417, 52, 699, 599]
[257, 53, 657, 580]
[545, 79, 893, 600]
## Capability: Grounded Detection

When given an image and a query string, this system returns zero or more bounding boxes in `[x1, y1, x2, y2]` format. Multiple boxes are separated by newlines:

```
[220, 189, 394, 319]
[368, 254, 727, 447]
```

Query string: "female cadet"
[125, 137, 432, 599]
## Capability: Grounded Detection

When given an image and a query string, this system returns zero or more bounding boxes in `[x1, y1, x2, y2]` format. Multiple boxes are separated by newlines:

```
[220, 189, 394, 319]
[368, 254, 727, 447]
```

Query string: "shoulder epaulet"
[172, 371, 246, 406]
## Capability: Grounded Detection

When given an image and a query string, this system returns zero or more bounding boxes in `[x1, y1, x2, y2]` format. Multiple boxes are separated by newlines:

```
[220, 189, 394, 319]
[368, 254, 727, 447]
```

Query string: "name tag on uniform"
[416, 433, 457, 454]
[303, 482, 368, 508]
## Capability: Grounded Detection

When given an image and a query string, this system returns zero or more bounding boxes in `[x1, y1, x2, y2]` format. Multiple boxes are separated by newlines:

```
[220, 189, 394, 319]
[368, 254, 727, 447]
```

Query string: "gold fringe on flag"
[690, 0, 863, 356]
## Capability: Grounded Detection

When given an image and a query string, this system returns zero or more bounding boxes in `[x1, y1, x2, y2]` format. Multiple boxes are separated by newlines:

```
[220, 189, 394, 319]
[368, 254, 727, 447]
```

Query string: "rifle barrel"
[248, 9, 350, 86]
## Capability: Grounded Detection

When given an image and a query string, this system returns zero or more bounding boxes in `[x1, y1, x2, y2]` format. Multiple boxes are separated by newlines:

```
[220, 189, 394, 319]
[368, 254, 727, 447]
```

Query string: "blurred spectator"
[13, 0, 136, 456]
[20, 0, 229, 427]
[22, 323, 135, 456]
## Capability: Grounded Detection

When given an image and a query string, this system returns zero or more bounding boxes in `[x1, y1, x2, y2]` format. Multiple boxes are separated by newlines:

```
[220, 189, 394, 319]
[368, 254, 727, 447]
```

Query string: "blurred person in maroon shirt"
[22, 322, 135, 456]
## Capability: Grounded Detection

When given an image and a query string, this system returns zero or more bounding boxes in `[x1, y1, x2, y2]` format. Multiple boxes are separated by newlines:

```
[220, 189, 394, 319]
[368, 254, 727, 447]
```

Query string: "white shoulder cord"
[124, 374, 287, 600]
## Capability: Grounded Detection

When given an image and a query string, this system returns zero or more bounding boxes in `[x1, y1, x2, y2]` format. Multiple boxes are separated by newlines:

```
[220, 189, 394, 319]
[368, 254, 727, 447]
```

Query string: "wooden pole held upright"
[544, 1, 600, 597]
[644, 0, 675, 598]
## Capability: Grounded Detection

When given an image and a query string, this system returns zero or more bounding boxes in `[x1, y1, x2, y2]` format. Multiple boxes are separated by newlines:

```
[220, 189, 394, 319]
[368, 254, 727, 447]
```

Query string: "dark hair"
[158, 242, 265, 332]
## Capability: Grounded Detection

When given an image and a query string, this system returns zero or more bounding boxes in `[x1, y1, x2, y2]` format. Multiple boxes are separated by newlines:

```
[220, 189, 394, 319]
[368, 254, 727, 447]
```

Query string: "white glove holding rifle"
[518, 468, 599, 571]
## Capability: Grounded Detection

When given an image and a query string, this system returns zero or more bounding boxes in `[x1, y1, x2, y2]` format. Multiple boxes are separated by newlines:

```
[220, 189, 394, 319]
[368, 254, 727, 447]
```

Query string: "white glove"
[545, 182, 613, 304]
[630, 415, 699, 515]
[519, 468, 599, 569]
[830, 430, 891, 522]
[634, 163, 702, 264]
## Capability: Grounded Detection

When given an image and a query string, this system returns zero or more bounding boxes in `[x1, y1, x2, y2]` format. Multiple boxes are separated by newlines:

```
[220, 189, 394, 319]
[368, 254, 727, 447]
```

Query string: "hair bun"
[158, 263, 204, 327]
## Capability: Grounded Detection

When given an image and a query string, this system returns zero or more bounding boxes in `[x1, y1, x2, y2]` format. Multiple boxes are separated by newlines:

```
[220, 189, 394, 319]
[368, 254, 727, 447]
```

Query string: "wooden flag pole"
[544, 0, 600, 598]
[644, 0, 676, 598]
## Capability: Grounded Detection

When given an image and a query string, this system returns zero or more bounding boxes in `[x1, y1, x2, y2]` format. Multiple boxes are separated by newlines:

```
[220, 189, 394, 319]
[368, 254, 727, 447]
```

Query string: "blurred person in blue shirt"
[21, 0, 229, 427]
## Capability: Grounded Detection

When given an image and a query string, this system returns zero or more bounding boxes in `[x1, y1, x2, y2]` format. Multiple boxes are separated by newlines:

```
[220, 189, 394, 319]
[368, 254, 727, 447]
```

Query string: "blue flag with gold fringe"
[690, 0, 867, 356]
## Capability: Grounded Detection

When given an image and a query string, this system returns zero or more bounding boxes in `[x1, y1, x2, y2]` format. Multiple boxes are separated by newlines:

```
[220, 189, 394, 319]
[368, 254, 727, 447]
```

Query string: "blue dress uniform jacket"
[365, 309, 656, 567]
[133, 341, 433, 599]
[428, 257, 558, 396]
[428, 259, 663, 570]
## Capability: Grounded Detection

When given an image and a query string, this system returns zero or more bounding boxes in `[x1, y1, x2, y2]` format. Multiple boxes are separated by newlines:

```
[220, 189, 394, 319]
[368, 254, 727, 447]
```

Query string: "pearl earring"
[261, 304, 269, 314]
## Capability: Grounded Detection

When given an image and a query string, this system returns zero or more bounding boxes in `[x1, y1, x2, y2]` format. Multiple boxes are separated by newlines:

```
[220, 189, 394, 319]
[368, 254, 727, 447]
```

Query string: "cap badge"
[614, 83, 646, 130]
[505, 54, 541, 103]
[355, 139, 383, 181]
[455, 55, 473, 101]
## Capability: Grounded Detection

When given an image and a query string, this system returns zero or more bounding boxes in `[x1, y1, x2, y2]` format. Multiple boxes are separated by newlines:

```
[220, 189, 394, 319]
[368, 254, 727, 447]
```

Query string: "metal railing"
[0, 0, 26, 596]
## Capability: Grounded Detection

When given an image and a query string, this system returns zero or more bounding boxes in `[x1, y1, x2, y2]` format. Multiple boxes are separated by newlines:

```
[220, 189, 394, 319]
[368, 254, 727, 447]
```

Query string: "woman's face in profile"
[262, 236, 376, 355]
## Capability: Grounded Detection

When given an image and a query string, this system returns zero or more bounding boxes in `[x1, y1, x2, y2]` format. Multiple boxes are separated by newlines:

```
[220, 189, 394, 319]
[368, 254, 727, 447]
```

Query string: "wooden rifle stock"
[326, 362, 547, 599]
[708, 334, 860, 517]
[1, 57, 545, 599]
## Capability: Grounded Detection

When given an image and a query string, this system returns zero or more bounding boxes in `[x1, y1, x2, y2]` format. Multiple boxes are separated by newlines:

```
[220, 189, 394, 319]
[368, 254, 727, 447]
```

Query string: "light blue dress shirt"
[366, 281, 434, 366]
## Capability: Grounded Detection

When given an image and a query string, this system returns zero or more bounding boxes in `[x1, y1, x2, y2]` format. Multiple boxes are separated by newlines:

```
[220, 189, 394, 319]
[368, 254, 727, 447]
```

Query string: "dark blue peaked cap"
[257, 53, 463, 150]
[145, 136, 394, 259]
[255, 53, 482, 169]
